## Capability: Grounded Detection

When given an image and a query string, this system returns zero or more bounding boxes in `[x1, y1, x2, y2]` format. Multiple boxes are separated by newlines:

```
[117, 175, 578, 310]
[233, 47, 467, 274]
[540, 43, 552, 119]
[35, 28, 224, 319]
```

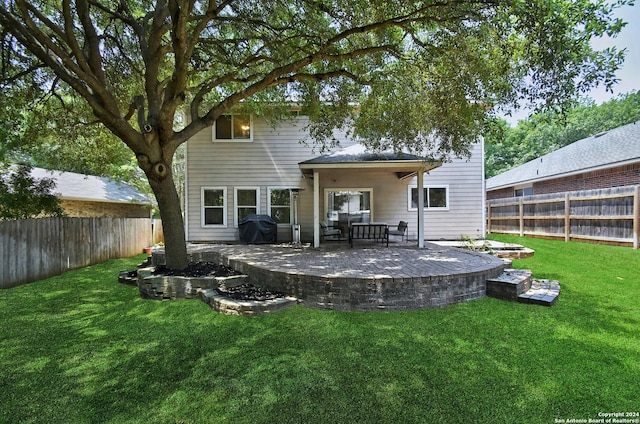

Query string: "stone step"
[198, 289, 298, 316]
[118, 270, 138, 286]
[136, 268, 250, 300]
[518, 279, 561, 307]
[486, 268, 532, 302]
[216, 275, 249, 289]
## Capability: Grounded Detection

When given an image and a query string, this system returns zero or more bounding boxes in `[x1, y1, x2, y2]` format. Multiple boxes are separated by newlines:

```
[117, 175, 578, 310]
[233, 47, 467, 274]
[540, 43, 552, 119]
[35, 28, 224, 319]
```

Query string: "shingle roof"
[299, 143, 427, 165]
[486, 122, 640, 190]
[30, 167, 152, 204]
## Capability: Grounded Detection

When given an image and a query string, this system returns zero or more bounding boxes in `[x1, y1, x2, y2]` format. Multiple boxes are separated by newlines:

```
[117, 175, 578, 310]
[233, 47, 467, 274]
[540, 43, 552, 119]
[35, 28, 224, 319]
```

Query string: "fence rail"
[0, 217, 154, 289]
[487, 185, 640, 249]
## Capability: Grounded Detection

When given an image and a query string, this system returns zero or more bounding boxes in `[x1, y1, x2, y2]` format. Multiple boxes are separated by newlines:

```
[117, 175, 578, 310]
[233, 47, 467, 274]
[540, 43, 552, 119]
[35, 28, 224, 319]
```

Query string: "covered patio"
[298, 145, 441, 248]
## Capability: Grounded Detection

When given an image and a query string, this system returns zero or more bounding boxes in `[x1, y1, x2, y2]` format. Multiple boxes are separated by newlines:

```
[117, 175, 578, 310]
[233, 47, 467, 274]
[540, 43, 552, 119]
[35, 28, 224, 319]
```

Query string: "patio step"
[198, 289, 298, 316]
[486, 269, 560, 306]
[517, 279, 561, 307]
[486, 268, 532, 301]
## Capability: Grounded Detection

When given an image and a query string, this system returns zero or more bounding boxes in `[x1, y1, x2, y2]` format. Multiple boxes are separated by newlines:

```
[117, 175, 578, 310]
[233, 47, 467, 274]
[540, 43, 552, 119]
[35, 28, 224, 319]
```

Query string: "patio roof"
[298, 144, 441, 178]
[299, 143, 440, 248]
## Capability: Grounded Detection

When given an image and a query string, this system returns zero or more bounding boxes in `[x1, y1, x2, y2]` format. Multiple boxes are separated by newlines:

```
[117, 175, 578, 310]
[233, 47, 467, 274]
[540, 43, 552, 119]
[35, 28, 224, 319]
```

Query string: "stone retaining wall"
[137, 267, 247, 300]
[153, 249, 504, 312]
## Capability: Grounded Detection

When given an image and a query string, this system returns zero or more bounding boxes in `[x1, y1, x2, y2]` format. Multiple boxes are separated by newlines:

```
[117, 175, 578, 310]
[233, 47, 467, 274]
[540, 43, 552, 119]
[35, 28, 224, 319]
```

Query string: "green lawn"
[1, 236, 638, 423]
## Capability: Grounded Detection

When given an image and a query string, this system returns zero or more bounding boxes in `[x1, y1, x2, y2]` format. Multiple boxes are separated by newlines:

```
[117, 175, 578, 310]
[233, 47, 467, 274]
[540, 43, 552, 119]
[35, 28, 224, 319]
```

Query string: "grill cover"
[238, 214, 277, 244]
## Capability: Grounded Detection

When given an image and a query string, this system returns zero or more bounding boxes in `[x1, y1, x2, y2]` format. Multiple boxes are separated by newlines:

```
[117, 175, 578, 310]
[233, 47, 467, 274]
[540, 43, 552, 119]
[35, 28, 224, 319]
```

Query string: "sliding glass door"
[325, 189, 372, 232]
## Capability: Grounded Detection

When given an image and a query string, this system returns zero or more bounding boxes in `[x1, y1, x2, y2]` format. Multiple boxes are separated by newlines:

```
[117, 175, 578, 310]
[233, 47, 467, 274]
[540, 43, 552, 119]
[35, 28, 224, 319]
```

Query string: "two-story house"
[184, 113, 486, 247]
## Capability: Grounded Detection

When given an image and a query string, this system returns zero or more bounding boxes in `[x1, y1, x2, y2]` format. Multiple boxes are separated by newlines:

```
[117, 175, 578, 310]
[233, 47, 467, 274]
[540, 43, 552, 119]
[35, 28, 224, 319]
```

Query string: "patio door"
[325, 189, 372, 233]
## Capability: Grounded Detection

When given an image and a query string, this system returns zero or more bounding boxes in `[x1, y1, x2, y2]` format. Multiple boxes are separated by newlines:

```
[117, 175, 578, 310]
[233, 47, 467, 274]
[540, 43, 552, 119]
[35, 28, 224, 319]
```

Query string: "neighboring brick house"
[486, 122, 640, 200]
[30, 167, 152, 218]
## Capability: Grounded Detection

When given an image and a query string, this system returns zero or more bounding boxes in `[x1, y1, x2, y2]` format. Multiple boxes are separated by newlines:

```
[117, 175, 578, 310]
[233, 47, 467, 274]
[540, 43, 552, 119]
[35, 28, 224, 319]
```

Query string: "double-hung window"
[268, 188, 291, 224]
[235, 187, 260, 225]
[408, 185, 449, 210]
[202, 187, 226, 227]
[213, 114, 252, 141]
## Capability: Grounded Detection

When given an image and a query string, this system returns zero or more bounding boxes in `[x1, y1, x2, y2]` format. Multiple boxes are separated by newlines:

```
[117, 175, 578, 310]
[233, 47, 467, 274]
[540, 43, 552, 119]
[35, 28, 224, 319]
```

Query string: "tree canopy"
[0, 0, 631, 268]
[485, 90, 640, 178]
[0, 83, 142, 182]
[0, 163, 64, 220]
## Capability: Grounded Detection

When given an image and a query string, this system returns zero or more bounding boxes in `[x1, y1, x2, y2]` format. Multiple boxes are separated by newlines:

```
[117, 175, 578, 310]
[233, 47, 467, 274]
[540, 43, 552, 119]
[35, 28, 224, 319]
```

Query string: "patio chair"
[388, 221, 408, 242]
[320, 222, 342, 241]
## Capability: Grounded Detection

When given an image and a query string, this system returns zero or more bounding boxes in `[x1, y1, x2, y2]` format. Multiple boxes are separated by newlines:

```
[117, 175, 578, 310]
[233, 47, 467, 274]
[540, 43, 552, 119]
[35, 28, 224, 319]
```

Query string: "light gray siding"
[410, 142, 485, 239]
[312, 142, 485, 241]
[186, 116, 326, 242]
[185, 116, 485, 243]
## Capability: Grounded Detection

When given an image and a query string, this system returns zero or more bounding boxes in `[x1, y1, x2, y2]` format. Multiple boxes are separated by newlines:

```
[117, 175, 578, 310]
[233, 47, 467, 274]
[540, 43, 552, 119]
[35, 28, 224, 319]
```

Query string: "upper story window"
[213, 114, 252, 142]
[408, 185, 449, 211]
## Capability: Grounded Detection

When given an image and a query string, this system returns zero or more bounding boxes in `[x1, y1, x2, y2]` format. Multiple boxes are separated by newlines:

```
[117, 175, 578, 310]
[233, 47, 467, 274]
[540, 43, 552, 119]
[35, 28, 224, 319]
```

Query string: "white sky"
[502, 3, 640, 126]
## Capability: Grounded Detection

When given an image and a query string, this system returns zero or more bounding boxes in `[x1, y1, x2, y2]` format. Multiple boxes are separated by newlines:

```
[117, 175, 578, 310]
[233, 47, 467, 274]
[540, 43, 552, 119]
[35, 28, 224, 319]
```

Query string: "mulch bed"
[145, 261, 285, 301]
[152, 261, 241, 277]
[215, 284, 285, 301]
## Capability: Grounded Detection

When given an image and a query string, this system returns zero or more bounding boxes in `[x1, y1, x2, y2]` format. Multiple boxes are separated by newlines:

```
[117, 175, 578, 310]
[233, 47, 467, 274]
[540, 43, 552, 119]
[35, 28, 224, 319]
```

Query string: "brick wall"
[61, 200, 151, 218]
[534, 162, 640, 194]
[487, 161, 640, 199]
[486, 187, 514, 200]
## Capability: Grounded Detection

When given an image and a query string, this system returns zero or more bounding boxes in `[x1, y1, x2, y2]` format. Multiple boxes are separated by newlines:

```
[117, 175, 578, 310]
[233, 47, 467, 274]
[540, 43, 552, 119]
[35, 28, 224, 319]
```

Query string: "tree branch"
[185, 1, 473, 125]
[75, 0, 107, 85]
[275, 69, 368, 85]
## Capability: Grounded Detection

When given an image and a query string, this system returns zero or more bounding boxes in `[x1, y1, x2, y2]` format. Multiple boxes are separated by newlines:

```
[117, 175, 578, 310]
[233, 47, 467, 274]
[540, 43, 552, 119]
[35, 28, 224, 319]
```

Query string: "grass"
[1, 236, 639, 423]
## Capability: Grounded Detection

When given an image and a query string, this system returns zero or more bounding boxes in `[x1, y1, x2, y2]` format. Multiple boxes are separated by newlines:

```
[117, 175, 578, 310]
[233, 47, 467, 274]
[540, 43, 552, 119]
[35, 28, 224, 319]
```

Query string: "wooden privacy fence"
[0, 217, 154, 289]
[487, 185, 640, 249]
[152, 218, 164, 245]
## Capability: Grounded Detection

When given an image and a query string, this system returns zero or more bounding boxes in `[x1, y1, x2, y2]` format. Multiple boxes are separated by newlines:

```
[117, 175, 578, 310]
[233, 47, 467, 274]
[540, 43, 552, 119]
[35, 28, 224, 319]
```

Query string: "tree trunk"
[149, 170, 188, 270]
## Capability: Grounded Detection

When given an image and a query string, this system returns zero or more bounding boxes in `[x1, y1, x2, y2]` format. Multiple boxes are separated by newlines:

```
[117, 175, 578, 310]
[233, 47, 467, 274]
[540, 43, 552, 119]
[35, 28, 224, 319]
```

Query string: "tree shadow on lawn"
[1, 278, 250, 422]
[1, 256, 639, 423]
[64, 312, 640, 422]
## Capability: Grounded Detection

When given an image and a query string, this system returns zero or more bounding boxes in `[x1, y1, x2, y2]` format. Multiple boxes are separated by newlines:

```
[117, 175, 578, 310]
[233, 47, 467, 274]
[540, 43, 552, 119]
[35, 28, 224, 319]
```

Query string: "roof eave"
[299, 160, 441, 170]
[58, 196, 153, 205]
[486, 157, 640, 191]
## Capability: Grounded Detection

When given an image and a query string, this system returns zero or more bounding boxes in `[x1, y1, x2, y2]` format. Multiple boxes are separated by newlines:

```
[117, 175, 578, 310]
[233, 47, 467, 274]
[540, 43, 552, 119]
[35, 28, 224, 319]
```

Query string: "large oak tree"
[0, 0, 630, 269]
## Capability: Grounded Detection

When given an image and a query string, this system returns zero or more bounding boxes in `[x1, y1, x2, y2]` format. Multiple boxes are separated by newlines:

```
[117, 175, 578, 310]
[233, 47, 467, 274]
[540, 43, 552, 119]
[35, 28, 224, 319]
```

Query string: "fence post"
[486, 202, 492, 234]
[519, 197, 524, 237]
[565, 193, 570, 243]
[634, 185, 639, 250]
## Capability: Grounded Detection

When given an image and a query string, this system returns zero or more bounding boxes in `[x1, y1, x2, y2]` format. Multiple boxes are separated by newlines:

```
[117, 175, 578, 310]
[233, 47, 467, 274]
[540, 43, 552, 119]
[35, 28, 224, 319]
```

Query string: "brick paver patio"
[159, 241, 507, 311]
[185, 241, 505, 279]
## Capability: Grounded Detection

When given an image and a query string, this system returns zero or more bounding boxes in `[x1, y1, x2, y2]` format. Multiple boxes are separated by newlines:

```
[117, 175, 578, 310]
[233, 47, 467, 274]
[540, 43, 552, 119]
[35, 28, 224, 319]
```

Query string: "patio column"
[313, 170, 320, 247]
[417, 170, 425, 248]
